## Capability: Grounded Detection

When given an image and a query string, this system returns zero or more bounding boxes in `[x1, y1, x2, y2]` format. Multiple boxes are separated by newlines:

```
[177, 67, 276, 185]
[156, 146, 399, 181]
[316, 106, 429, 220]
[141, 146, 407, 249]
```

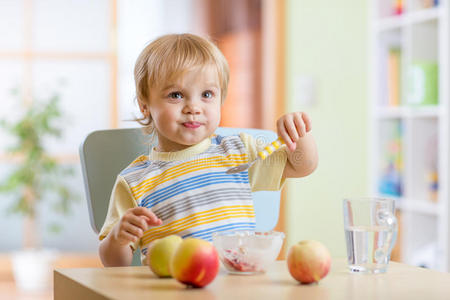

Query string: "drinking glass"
[343, 197, 398, 273]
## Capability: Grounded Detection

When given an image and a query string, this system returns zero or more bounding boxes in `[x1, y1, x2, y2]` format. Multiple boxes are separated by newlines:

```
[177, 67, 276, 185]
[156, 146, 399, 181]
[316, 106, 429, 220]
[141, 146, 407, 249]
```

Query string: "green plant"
[0, 91, 78, 248]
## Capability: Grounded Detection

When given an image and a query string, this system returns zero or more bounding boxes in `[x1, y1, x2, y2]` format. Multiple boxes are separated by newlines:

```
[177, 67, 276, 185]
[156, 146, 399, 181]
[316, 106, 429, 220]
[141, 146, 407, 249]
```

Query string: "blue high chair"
[79, 127, 281, 265]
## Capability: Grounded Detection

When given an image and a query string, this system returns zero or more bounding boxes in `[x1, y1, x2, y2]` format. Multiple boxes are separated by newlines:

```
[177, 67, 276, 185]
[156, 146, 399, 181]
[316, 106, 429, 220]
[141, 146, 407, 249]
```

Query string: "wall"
[0, 0, 196, 252]
[285, 0, 368, 257]
[0, 0, 369, 256]
[117, 0, 198, 128]
[0, 0, 113, 252]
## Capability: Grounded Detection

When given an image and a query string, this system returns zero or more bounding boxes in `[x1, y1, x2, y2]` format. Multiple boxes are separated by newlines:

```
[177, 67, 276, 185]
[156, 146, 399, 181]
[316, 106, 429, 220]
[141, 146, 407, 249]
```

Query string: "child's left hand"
[277, 112, 312, 152]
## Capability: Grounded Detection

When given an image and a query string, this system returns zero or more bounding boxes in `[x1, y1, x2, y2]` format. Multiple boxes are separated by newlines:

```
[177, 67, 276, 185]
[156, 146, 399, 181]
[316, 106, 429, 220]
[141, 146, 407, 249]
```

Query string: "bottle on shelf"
[406, 61, 438, 106]
[378, 121, 403, 197]
[387, 48, 402, 107]
[425, 133, 439, 203]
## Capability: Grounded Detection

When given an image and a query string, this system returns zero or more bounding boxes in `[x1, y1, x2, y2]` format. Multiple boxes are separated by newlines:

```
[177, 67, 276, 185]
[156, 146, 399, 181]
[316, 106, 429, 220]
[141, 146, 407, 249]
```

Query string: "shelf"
[371, 0, 448, 273]
[376, 194, 441, 216]
[375, 106, 441, 119]
[374, 7, 441, 32]
[396, 200, 441, 216]
[407, 6, 441, 24]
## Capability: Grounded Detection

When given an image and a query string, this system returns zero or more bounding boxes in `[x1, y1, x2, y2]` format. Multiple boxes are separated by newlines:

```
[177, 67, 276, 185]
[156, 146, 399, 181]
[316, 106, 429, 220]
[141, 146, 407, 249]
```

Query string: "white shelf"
[407, 6, 442, 24]
[375, 6, 441, 32]
[375, 106, 441, 119]
[370, 0, 449, 272]
[396, 199, 441, 216]
[374, 194, 440, 216]
[374, 14, 404, 31]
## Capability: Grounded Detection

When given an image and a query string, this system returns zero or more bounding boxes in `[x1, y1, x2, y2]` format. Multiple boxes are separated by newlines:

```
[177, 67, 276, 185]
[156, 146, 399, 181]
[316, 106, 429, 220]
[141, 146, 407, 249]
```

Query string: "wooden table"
[54, 258, 450, 300]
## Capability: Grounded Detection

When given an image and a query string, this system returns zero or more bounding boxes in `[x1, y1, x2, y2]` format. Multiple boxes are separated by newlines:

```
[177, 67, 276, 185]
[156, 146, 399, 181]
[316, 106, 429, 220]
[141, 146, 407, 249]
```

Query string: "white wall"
[0, 0, 196, 252]
[117, 0, 198, 128]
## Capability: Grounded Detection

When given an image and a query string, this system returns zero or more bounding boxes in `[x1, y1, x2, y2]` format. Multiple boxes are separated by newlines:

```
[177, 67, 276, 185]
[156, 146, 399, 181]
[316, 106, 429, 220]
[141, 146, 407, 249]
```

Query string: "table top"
[55, 258, 450, 300]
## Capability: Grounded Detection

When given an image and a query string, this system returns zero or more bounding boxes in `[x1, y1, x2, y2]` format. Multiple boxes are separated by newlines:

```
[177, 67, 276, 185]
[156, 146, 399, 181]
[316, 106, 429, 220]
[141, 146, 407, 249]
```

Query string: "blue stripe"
[141, 171, 248, 199]
[120, 161, 150, 175]
[211, 135, 222, 145]
[139, 171, 249, 208]
[142, 178, 249, 208]
[140, 171, 248, 207]
[182, 222, 256, 239]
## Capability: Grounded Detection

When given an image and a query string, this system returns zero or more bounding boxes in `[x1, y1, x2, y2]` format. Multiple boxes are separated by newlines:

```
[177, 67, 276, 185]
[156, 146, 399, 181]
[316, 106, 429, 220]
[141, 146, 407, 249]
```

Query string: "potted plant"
[0, 91, 78, 292]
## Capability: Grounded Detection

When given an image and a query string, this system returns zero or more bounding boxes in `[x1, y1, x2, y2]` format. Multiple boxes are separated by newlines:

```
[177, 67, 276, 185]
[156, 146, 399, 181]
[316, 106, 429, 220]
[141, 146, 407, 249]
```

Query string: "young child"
[99, 33, 318, 267]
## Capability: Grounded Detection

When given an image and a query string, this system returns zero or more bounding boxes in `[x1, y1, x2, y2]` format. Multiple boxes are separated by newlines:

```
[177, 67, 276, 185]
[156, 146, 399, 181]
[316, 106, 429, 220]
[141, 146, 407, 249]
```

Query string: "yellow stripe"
[142, 211, 255, 245]
[131, 155, 148, 165]
[265, 146, 274, 154]
[132, 159, 247, 199]
[143, 212, 255, 245]
[272, 141, 280, 148]
[144, 210, 255, 241]
[258, 151, 267, 160]
[131, 154, 248, 198]
[195, 269, 206, 283]
[142, 206, 254, 241]
[145, 205, 254, 235]
[143, 206, 254, 238]
[131, 154, 246, 194]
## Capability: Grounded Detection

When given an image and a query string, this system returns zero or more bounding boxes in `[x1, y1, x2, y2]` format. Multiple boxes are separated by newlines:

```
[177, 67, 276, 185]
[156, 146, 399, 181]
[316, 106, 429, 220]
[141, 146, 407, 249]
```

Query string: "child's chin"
[182, 137, 206, 145]
[182, 132, 211, 143]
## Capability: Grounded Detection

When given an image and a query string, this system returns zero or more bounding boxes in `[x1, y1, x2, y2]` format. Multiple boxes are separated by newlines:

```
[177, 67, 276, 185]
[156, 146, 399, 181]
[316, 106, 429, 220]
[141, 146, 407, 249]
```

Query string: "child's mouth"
[182, 121, 202, 129]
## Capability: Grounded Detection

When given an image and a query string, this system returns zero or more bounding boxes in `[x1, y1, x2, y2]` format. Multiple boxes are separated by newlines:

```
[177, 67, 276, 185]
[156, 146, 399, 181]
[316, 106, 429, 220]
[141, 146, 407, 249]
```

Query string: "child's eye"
[168, 91, 183, 99]
[202, 90, 214, 99]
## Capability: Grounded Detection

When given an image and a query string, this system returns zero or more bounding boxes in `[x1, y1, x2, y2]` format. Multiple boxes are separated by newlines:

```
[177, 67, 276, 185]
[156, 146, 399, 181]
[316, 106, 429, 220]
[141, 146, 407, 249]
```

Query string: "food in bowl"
[212, 231, 285, 274]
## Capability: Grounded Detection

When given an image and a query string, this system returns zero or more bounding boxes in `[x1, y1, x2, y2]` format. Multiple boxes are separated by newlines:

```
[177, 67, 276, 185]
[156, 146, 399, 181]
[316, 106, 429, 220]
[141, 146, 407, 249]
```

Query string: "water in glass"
[345, 225, 392, 273]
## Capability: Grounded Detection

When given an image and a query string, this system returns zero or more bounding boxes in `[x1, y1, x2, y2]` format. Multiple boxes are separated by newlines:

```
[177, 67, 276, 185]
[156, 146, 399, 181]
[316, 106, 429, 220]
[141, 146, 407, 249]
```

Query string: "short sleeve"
[240, 132, 287, 192]
[98, 175, 139, 250]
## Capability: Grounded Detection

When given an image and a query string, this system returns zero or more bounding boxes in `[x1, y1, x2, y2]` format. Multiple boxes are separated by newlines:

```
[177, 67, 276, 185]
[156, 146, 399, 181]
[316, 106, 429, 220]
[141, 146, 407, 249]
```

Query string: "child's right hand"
[111, 207, 162, 246]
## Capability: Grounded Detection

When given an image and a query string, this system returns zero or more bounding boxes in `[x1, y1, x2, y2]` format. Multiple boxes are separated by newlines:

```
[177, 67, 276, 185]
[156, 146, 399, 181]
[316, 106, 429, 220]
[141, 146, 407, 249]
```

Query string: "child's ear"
[139, 101, 148, 116]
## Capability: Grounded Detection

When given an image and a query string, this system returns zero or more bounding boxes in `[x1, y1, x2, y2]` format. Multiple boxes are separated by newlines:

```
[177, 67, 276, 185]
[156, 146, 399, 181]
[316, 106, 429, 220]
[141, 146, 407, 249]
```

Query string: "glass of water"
[343, 197, 397, 274]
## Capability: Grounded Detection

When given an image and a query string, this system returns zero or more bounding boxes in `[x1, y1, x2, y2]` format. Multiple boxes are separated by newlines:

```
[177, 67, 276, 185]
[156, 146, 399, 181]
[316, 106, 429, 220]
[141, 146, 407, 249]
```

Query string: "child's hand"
[277, 112, 312, 152]
[112, 207, 162, 246]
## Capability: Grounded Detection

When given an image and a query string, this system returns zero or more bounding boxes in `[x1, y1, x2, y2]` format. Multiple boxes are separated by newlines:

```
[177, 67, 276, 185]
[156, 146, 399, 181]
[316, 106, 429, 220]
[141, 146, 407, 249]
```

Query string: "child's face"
[145, 65, 222, 152]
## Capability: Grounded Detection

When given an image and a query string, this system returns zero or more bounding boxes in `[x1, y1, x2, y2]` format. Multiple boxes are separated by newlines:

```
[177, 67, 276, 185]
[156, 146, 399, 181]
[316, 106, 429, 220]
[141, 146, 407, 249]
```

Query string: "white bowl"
[212, 231, 285, 275]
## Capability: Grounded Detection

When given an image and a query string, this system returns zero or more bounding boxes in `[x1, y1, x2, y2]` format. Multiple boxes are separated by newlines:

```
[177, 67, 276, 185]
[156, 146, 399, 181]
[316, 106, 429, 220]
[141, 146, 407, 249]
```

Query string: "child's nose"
[182, 99, 201, 114]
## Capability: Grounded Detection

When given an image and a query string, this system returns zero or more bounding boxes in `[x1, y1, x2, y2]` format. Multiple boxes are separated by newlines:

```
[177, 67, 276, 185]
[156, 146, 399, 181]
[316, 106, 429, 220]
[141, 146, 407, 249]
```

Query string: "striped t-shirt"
[99, 133, 287, 262]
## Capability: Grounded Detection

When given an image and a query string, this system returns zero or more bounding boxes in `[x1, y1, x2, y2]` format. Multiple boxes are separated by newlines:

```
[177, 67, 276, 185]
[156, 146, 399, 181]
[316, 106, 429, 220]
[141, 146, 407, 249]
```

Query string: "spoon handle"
[257, 137, 285, 160]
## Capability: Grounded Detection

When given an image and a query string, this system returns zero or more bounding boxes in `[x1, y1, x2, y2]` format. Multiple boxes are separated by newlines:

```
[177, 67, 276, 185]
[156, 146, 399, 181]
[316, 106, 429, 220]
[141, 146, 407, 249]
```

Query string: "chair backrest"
[79, 127, 281, 235]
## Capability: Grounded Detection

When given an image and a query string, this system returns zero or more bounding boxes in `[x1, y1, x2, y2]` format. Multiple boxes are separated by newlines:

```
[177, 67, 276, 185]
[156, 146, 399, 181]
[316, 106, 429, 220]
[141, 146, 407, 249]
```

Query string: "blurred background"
[0, 0, 448, 298]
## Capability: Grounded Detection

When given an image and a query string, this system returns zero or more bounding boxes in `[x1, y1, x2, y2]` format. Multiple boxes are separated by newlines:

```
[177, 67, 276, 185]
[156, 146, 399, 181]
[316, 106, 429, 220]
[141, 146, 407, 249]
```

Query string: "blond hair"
[134, 33, 229, 134]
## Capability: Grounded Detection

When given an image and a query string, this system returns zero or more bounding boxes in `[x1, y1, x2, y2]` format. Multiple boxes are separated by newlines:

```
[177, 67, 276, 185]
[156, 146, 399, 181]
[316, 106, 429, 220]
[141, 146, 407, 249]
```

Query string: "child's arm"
[277, 112, 318, 178]
[99, 207, 162, 267]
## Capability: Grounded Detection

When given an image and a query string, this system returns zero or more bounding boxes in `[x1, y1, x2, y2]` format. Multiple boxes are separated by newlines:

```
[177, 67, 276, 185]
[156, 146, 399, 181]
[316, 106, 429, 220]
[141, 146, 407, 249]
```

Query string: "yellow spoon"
[226, 137, 285, 174]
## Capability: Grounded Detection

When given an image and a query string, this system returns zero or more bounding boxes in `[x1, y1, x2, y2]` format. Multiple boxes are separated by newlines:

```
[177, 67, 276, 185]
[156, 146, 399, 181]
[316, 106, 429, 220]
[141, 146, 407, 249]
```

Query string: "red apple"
[170, 238, 219, 288]
[287, 240, 331, 284]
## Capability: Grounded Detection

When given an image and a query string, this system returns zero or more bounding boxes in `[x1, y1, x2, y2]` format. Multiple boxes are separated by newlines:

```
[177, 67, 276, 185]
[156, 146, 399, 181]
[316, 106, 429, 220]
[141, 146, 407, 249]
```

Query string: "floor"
[0, 253, 102, 300]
